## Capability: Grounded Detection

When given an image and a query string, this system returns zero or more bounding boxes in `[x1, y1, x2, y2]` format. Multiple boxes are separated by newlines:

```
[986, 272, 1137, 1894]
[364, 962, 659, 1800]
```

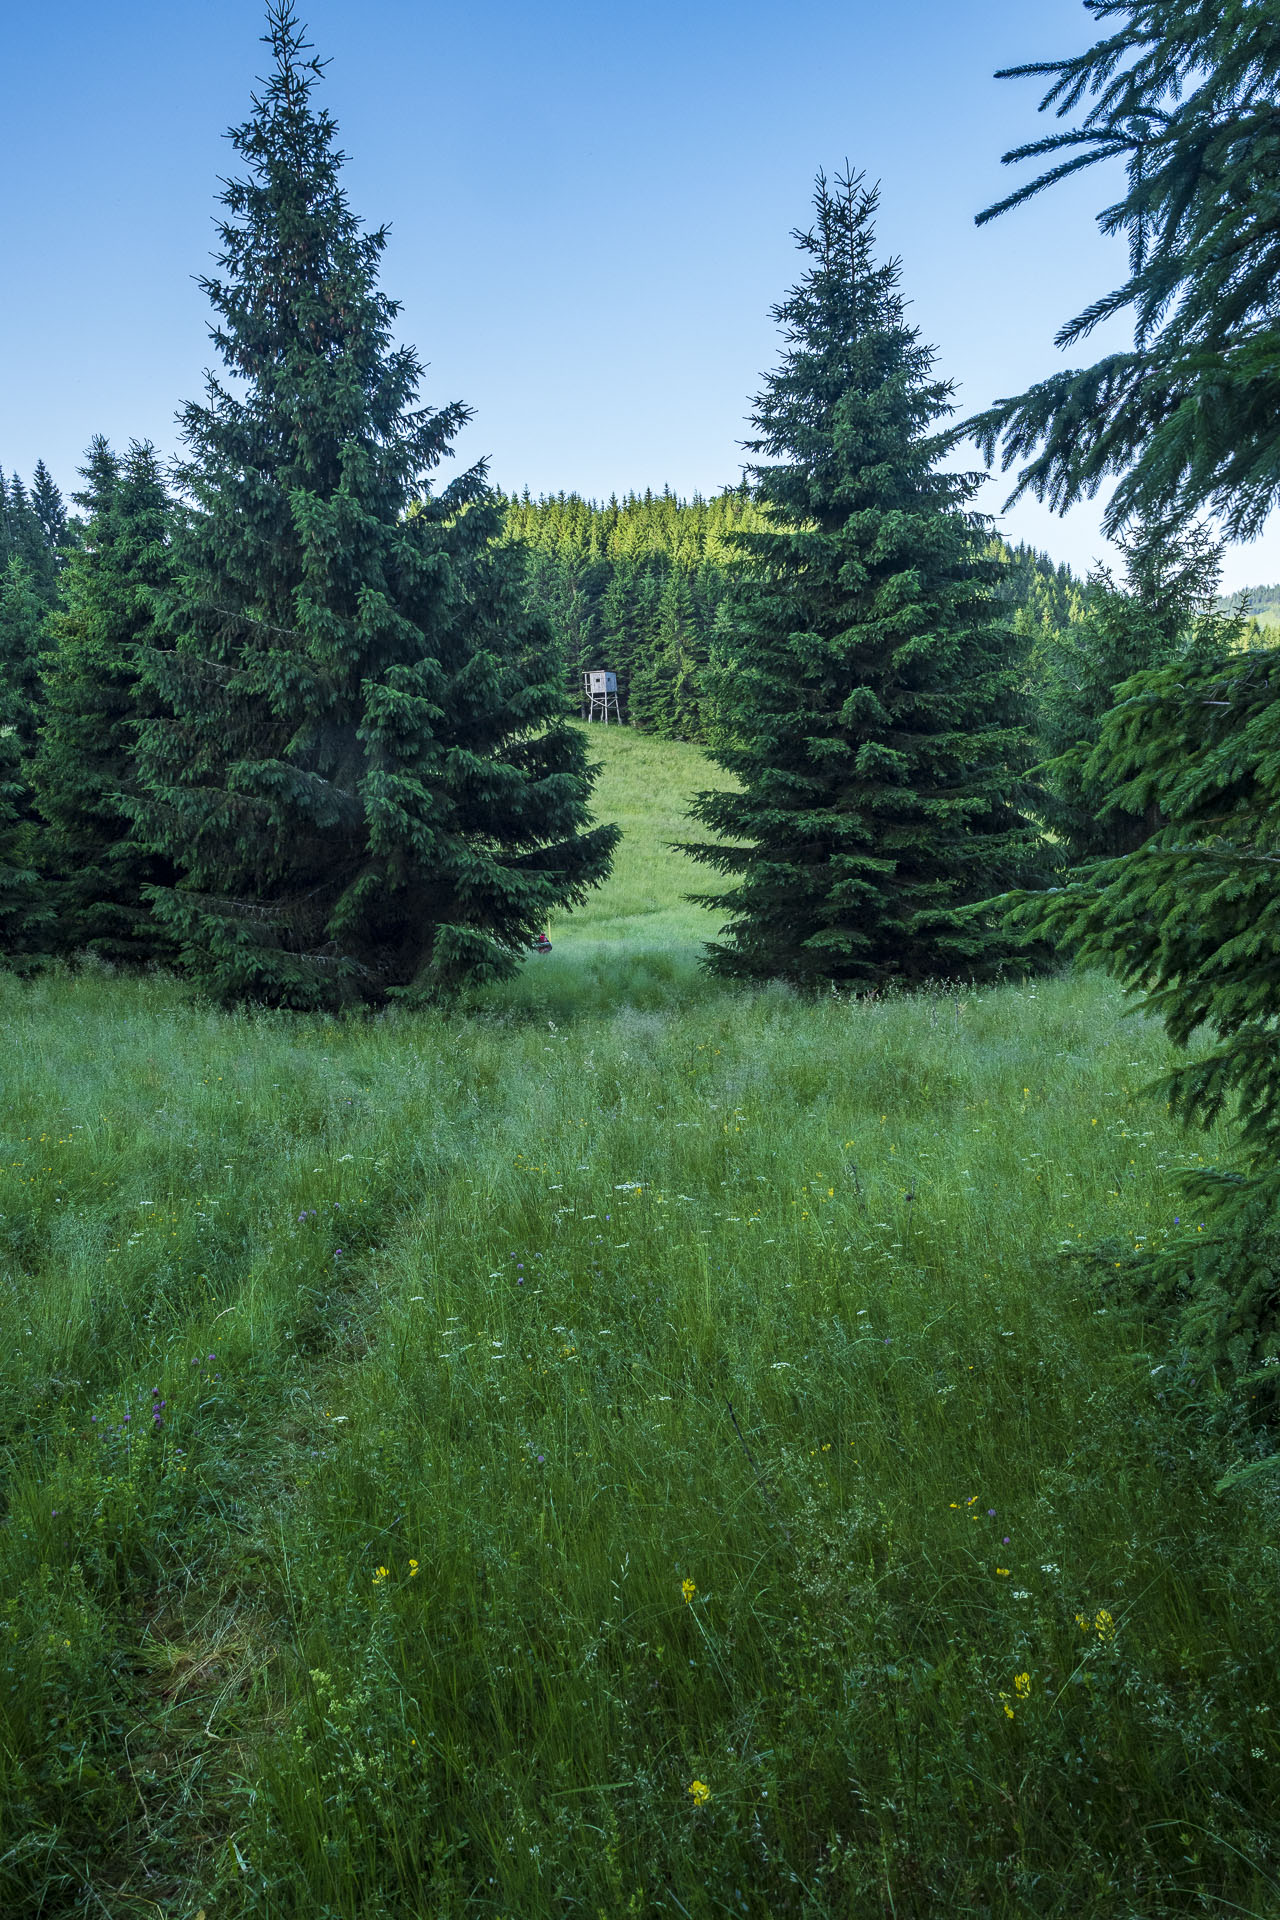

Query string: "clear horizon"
[6, 0, 1277, 591]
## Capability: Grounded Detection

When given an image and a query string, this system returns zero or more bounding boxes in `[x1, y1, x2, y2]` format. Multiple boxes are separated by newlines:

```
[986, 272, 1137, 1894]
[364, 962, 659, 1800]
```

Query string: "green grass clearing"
[0, 732, 1277, 1918]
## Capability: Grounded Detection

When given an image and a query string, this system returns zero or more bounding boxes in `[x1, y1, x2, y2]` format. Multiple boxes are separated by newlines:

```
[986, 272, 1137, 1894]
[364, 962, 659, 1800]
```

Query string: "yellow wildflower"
[1003, 1703, 1015, 1720]
[1095, 1608, 1115, 1640]
[681, 1578, 697, 1604]
[1014, 1672, 1031, 1699]
[408, 1559, 419, 1578]
[995, 1567, 1010, 1577]
[688, 1779, 710, 1804]
[373, 1565, 389, 1583]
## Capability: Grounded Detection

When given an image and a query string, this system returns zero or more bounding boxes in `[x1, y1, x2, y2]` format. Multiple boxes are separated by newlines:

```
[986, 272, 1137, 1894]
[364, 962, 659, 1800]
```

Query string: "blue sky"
[5, 0, 1275, 589]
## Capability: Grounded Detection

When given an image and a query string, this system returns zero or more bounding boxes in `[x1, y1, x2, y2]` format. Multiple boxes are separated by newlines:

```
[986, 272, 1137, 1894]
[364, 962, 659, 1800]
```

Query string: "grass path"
[552, 722, 732, 948]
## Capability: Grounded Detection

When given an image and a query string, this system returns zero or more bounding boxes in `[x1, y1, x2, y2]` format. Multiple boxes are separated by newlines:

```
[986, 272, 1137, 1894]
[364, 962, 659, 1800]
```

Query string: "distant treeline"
[502, 486, 1086, 744]
[1219, 582, 1280, 626]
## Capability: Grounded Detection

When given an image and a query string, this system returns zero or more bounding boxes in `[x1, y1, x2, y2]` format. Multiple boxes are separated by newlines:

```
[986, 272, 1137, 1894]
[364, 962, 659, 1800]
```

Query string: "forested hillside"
[503, 485, 1086, 743]
[1219, 582, 1280, 626]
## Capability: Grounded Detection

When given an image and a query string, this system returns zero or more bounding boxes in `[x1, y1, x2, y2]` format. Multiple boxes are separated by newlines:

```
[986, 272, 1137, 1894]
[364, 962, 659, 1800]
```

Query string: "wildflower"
[1095, 1608, 1115, 1640]
[373, 1566, 389, 1584]
[1003, 1703, 1015, 1720]
[1074, 1613, 1090, 1632]
[1014, 1672, 1031, 1699]
[681, 1578, 696, 1604]
[995, 1567, 1010, 1577]
[688, 1779, 710, 1804]
[409, 1559, 419, 1578]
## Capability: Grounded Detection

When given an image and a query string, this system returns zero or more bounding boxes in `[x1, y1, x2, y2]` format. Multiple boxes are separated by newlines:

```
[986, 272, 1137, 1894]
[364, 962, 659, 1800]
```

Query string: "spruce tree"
[0, 489, 57, 968]
[625, 564, 671, 736]
[628, 566, 663, 717]
[0, 531, 55, 969]
[0, 729, 49, 969]
[3, 478, 44, 598]
[659, 568, 707, 741]
[685, 172, 1043, 987]
[0, 558, 48, 750]
[29, 461, 75, 575]
[597, 562, 640, 707]
[132, 5, 615, 1007]
[36, 439, 177, 960]
[631, 567, 705, 741]
[1035, 520, 1231, 866]
[1010, 644, 1280, 1408]
[1, 472, 61, 607]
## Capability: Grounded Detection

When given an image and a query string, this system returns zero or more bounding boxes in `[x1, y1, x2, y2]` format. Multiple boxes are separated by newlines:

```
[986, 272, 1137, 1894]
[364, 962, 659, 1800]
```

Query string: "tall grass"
[0, 728, 1277, 1917]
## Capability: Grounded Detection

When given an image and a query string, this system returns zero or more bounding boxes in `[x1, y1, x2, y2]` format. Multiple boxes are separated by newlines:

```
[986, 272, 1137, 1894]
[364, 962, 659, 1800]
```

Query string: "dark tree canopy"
[685, 172, 1044, 988]
[1010, 640, 1280, 1396]
[29, 461, 75, 573]
[35, 439, 178, 961]
[0, 468, 64, 607]
[1033, 519, 1235, 867]
[968, 1, 1280, 539]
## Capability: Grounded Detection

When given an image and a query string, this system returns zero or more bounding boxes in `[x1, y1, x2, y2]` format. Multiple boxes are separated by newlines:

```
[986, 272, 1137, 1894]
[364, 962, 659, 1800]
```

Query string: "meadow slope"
[0, 727, 1277, 1919]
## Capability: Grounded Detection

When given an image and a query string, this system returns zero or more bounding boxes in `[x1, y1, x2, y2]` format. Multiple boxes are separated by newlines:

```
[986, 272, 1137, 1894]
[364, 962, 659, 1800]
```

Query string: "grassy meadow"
[1, 726, 1278, 1918]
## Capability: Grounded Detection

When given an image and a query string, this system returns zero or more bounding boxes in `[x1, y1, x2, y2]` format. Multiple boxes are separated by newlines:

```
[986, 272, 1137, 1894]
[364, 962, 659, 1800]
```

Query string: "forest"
[3, 1, 1280, 1914]
[4, 460, 1086, 769]
[502, 484, 1086, 743]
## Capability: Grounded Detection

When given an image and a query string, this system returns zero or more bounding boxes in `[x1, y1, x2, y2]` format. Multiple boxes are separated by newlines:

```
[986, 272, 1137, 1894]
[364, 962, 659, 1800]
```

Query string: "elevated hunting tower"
[583, 669, 621, 723]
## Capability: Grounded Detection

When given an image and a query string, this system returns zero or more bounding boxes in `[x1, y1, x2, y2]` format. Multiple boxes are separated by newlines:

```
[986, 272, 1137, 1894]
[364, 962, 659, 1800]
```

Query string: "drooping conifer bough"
[966, 1, 1280, 541]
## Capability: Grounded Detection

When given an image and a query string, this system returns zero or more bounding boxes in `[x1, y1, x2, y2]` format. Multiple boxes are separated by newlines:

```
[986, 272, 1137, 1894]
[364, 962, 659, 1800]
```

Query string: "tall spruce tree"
[0, 461, 70, 786]
[685, 172, 1043, 987]
[662, 568, 709, 741]
[0, 477, 59, 967]
[36, 439, 177, 960]
[597, 562, 642, 708]
[0, 474, 58, 605]
[637, 567, 705, 741]
[132, 5, 615, 1007]
[29, 462, 76, 575]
